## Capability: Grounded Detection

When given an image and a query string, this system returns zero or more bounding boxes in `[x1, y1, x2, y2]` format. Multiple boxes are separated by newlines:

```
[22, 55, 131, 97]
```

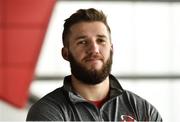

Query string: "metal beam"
[35, 74, 180, 80]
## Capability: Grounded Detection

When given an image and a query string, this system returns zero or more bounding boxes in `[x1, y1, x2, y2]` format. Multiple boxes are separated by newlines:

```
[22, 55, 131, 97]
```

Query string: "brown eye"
[97, 39, 106, 44]
[77, 40, 87, 45]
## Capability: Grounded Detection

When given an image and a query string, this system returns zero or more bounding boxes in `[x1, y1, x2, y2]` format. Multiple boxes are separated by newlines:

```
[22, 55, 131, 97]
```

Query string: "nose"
[87, 41, 100, 54]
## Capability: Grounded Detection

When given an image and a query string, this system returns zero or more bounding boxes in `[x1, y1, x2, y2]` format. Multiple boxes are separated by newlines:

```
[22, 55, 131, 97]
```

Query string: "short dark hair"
[62, 8, 111, 47]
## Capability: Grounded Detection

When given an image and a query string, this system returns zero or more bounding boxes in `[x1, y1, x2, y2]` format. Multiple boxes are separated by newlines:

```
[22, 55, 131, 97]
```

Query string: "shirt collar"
[62, 74, 124, 103]
[63, 75, 85, 103]
[109, 74, 124, 98]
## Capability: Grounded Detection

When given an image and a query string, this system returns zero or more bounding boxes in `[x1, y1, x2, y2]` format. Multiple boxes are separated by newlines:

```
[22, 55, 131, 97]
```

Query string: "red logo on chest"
[120, 115, 137, 122]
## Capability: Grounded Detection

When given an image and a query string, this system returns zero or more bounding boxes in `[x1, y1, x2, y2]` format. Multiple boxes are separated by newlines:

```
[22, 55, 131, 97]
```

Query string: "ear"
[110, 43, 113, 52]
[61, 47, 69, 61]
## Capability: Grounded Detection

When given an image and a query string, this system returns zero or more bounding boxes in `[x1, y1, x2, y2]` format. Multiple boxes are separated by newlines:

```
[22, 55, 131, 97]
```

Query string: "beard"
[68, 51, 113, 85]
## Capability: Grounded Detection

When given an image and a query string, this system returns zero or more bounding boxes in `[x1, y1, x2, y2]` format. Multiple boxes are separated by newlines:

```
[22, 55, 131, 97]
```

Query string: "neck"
[71, 75, 110, 101]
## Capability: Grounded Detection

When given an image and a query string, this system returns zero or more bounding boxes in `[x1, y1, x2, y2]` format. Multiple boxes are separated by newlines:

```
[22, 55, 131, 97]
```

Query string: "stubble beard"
[68, 51, 113, 85]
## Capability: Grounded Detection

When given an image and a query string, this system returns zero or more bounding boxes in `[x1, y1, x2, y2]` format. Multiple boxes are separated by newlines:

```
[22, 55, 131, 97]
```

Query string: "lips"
[83, 54, 104, 63]
[84, 56, 103, 63]
[85, 58, 101, 62]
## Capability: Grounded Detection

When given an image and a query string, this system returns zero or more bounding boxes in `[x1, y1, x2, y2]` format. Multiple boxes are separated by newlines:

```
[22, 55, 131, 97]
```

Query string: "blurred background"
[1, 0, 180, 121]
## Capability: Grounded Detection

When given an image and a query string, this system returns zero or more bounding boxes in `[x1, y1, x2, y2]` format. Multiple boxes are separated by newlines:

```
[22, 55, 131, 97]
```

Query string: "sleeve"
[125, 90, 163, 121]
[26, 100, 64, 121]
[144, 100, 163, 121]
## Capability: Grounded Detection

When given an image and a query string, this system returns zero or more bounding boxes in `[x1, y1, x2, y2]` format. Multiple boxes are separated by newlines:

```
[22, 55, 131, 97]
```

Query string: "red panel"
[0, 29, 3, 97]
[0, 0, 3, 24]
[0, 0, 56, 108]
[0, 0, 4, 67]
[5, 28, 45, 64]
[0, 68, 2, 98]
[6, 0, 55, 25]
[1, 67, 34, 107]
[0, 29, 3, 65]
[0, 0, 4, 98]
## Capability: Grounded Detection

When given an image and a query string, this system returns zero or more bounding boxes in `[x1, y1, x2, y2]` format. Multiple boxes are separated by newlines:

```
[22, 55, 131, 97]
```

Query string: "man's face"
[64, 21, 113, 85]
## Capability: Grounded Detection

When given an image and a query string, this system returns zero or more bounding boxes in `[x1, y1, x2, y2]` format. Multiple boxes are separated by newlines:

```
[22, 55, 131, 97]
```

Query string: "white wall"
[0, 101, 28, 121]
[36, 1, 180, 76]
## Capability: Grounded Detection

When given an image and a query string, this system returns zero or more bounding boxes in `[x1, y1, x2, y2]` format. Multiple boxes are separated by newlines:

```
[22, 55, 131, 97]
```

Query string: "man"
[26, 8, 162, 121]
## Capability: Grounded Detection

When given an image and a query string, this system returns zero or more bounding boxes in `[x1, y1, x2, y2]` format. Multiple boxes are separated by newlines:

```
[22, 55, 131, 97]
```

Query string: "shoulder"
[26, 87, 68, 121]
[123, 90, 146, 104]
[122, 89, 155, 111]
[121, 90, 162, 121]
